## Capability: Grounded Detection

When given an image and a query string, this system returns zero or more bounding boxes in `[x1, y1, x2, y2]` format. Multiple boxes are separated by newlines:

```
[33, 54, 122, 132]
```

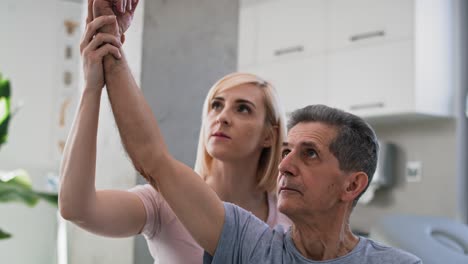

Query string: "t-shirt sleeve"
[129, 184, 176, 239]
[203, 202, 272, 264]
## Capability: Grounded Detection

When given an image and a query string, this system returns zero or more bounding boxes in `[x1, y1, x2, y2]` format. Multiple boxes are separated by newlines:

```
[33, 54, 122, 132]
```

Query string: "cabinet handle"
[274, 45, 304, 56]
[350, 102, 385, 111]
[350, 30, 385, 42]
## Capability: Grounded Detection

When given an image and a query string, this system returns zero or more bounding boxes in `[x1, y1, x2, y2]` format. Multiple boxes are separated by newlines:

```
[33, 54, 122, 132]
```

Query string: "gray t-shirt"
[204, 203, 422, 264]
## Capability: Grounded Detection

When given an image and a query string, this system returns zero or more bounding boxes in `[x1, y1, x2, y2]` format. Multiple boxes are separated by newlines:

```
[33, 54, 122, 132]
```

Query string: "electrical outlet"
[406, 161, 422, 182]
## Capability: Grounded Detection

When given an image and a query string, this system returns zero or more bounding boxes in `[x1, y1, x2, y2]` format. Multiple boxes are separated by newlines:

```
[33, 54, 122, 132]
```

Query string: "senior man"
[202, 105, 421, 263]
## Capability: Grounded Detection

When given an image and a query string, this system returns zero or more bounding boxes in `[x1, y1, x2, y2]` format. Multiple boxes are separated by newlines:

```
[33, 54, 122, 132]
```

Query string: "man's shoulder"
[362, 237, 422, 263]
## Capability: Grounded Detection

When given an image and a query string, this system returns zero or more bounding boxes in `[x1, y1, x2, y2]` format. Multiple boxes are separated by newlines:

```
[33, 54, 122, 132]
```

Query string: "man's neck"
[290, 208, 359, 261]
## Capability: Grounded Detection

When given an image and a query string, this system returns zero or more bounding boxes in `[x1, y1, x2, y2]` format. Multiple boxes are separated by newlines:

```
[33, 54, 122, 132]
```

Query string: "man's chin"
[277, 198, 294, 216]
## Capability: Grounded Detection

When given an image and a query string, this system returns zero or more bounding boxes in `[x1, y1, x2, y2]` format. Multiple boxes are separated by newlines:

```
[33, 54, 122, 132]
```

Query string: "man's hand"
[87, 0, 139, 43]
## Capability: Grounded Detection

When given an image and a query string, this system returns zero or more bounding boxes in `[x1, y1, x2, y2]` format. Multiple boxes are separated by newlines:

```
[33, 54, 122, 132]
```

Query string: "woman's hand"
[80, 15, 122, 91]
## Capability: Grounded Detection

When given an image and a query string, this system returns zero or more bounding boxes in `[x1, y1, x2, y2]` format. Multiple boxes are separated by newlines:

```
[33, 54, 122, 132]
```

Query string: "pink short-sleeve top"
[130, 184, 291, 264]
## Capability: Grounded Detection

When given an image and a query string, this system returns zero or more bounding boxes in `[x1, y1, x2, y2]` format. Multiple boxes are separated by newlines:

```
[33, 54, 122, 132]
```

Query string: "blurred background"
[0, 0, 467, 263]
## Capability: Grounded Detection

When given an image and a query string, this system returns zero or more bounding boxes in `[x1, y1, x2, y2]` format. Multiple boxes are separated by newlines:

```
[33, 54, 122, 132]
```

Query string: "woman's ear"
[262, 125, 277, 148]
[341, 172, 368, 203]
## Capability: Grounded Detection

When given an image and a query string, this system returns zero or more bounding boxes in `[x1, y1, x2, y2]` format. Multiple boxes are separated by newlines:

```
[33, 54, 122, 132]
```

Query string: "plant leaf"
[0, 75, 11, 147]
[0, 228, 12, 239]
[0, 171, 58, 207]
[34, 191, 59, 207]
[0, 171, 38, 206]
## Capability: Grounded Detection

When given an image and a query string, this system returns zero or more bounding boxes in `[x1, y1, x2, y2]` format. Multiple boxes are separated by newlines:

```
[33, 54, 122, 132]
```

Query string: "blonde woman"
[59, 10, 290, 264]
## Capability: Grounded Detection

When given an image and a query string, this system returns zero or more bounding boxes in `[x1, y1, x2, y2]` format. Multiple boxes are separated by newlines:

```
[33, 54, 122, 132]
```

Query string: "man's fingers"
[122, 0, 127, 13]
[132, 0, 139, 11]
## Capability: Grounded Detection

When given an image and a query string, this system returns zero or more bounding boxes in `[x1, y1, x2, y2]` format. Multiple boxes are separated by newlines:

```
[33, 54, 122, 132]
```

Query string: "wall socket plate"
[406, 161, 422, 182]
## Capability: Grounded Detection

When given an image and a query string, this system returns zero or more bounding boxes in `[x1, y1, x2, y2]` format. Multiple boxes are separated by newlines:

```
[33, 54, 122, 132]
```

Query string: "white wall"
[0, 0, 144, 263]
[0, 0, 65, 263]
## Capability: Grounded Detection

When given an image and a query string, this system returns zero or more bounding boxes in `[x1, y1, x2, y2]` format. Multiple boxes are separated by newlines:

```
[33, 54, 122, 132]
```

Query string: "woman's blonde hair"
[194, 72, 286, 193]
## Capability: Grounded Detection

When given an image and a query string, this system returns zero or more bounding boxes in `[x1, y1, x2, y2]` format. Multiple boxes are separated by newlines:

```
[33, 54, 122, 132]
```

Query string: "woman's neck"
[206, 159, 269, 222]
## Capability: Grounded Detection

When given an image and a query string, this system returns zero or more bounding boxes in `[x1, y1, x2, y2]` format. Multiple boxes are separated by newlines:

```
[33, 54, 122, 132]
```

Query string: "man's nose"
[278, 151, 298, 177]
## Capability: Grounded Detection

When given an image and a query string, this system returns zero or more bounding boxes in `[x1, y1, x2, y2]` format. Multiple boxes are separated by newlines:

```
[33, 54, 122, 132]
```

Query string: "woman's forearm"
[59, 88, 102, 220]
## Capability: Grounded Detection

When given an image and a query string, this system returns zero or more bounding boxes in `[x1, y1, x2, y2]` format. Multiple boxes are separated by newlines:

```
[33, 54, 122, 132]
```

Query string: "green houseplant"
[0, 73, 59, 240]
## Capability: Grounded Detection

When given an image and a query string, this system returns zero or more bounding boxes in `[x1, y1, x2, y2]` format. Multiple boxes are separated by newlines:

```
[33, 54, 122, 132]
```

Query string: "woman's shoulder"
[266, 193, 292, 228]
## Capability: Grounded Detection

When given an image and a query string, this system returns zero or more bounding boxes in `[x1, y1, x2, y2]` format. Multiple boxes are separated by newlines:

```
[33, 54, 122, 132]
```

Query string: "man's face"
[277, 121, 348, 218]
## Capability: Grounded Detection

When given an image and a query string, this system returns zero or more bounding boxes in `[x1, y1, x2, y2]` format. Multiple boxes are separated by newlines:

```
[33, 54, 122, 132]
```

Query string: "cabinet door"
[328, 41, 414, 117]
[329, 0, 413, 51]
[256, 0, 327, 65]
[244, 55, 328, 114]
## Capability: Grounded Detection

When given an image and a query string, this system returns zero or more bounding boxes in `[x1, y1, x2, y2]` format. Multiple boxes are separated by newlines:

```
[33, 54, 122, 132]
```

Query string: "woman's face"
[204, 83, 271, 162]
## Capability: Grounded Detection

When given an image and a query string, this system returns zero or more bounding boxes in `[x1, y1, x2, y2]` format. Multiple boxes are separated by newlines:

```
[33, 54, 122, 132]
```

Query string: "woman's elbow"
[58, 191, 88, 222]
[58, 192, 76, 221]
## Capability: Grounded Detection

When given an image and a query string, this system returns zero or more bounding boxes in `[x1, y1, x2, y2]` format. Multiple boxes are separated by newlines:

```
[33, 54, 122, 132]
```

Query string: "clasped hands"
[81, 0, 139, 90]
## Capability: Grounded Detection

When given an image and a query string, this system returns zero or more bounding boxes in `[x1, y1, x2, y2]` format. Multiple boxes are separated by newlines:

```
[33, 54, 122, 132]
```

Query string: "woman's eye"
[281, 149, 290, 159]
[237, 104, 251, 113]
[211, 101, 222, 110]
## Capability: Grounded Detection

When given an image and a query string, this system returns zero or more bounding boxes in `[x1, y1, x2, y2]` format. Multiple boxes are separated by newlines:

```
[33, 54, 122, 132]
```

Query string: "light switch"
[406, 161, 422, 182]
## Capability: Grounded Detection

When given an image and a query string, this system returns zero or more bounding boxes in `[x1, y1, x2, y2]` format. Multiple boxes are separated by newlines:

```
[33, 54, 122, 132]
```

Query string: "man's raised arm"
[90, 0, 225, 255]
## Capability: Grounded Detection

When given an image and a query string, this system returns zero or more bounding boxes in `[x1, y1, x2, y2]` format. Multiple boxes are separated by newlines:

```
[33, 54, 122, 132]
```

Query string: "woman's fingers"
[91, 32, 121, 51]
[86, 0, 94, 25]
[82, 33, 122, 66]
[80, 15, 117, 54]
[83, 40, 121, 65]
[95, 43, 122, 60]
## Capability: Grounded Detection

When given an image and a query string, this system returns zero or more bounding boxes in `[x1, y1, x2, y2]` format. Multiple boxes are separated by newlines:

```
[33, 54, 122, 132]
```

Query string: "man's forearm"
[103, 53, 168, 179]
[101, 48, 225, 255]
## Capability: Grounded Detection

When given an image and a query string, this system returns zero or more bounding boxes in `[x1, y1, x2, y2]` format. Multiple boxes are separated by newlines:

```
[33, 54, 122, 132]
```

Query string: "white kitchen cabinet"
[328, 0, 413, 51]
[238, 0, 455, 120]
[255, 0, 327, 64]
[328, 0, 454, 118]
[243, 55, 328, 114]
[328, 41, 414, 117]
[238, 0, 328, 113]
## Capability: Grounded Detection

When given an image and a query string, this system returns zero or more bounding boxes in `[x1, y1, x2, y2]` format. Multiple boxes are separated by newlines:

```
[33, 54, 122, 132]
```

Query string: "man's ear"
[341, 172, 368, 203]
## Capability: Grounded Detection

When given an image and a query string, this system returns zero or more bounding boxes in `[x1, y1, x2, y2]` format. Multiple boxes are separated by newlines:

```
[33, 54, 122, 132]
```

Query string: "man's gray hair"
[287, 105, 379, 206]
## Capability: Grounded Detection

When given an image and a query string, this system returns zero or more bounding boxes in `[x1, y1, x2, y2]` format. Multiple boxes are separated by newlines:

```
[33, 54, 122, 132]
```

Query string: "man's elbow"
[130, 148, 171, 180]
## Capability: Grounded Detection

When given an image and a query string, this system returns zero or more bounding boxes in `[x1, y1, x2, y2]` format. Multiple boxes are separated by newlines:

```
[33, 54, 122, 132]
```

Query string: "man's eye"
[281, 149, 290, 159]
[305, 149, 317, 158]
[237, 104, 251, 114]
